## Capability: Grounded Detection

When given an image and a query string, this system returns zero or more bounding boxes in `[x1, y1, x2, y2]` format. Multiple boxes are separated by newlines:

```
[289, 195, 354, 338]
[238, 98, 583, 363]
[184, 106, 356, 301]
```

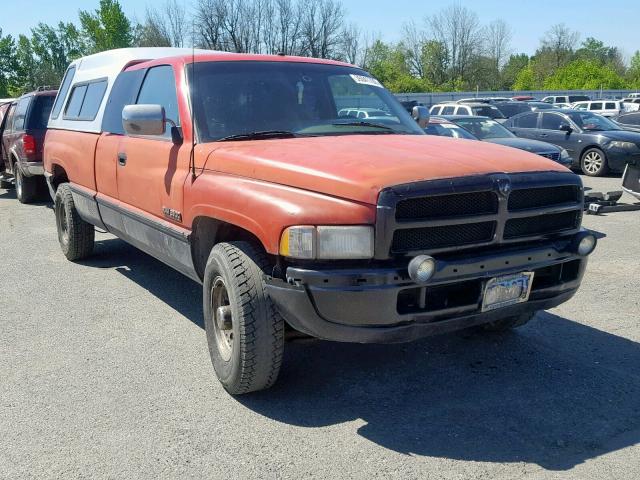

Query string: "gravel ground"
[1, 174, 639, 479]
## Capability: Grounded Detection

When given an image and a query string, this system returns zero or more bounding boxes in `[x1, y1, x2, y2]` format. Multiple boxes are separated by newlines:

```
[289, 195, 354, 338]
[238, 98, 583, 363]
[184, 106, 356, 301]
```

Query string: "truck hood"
[202, 135, 567, 205]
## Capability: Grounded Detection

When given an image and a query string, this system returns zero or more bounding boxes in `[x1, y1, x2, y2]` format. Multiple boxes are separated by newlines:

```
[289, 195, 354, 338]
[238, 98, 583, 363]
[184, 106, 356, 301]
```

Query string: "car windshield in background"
[565, 111, 620, 131]
[424, 123, 478, 140]
[188, 61, 424, 142]
[453, 118, 515, 140]
[471, 105, 505, 119]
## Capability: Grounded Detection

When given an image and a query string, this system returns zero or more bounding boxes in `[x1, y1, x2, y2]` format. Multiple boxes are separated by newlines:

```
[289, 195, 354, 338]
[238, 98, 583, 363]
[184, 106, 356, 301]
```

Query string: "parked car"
[621, 98, 640, 112]
[337, 107, 394, 120]
[400, 100, 422, 113]
[423, 117, 478, 139]
[45, 47, 596, 394]
[429, 102, 506, 120]
[505, 109, 640, 176]
[571, 100, 623, 118]
[542, 95, 590, 105]
[0, 101, 13, 186]
[0, 87, 57, 202]
[493, 101, 535, 118]
[440, 115, 572, 165]
[525, 101, 557, 112]
[612, 112, 640, 132]
[456, 97, 511, 104]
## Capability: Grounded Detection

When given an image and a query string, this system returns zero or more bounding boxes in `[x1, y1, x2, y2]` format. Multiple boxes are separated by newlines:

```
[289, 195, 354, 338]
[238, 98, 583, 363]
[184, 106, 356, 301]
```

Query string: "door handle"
[117, 152, 127, 166]
[539, 133, 548, 137]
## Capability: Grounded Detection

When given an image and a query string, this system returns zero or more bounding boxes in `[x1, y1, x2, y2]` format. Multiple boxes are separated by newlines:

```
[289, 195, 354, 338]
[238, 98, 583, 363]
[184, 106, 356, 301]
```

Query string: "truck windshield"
[187, 61, 424, 142]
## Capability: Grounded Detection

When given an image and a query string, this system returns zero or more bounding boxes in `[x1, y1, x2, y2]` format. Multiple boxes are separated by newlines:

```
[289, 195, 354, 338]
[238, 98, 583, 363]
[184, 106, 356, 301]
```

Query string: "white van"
[571, 100, 623, 117]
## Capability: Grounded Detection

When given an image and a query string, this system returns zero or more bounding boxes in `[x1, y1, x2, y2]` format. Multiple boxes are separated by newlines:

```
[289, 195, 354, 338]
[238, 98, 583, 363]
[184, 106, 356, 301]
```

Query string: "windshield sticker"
[350, 74, 383, 88]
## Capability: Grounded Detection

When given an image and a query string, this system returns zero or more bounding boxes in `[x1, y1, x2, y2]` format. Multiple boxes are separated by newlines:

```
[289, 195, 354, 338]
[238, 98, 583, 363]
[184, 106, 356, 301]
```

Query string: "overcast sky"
[1, 0, 638, 59]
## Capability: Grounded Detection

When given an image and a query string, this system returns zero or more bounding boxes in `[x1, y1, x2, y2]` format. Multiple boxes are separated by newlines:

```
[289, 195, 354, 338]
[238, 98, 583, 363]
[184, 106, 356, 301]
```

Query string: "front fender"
[183, 172, 376, 255]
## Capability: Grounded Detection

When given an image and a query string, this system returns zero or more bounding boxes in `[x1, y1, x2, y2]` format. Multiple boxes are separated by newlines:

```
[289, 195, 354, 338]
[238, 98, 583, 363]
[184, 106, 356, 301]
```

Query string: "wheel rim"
[211, 276, 234, 361]
[583, 151, 602, 174]
[57, 201, 69, 245]
[15, 170, 22, 199]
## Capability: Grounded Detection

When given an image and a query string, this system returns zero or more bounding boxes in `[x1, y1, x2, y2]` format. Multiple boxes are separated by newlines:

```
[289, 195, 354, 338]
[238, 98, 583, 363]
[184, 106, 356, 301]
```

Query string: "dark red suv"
[0, 88, 57, 203]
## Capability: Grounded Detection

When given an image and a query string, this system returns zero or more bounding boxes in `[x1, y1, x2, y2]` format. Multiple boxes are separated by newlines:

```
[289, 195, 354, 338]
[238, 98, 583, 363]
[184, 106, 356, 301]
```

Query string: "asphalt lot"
[1, 174, 639, 479]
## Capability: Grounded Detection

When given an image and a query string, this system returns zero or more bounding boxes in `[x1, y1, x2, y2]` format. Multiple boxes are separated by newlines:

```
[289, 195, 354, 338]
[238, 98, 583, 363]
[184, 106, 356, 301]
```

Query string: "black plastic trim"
[375, 171, 583, 259]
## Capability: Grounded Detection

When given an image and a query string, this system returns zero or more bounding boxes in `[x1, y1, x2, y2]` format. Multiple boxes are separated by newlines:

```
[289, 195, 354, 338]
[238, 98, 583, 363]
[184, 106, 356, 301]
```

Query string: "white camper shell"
[47, 48, 214, 134]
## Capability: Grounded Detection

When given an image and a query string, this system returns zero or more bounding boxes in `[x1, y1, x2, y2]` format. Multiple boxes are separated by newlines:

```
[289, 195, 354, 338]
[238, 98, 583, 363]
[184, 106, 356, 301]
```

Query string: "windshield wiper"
[331, 121, 397, 132]
[218, 130, 306, 141]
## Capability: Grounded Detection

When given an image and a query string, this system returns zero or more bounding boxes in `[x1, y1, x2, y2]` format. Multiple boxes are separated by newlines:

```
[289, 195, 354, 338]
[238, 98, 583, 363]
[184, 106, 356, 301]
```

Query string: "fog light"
[408, 255, 437, 283]
[577, 234, 597, 256]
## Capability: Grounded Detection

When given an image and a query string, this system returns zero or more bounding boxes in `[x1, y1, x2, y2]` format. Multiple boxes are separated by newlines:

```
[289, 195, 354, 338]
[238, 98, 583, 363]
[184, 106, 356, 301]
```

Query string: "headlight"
[560, 149, 572, 165]
[280, 226, 374, 259]
[609, 141, 639, 150]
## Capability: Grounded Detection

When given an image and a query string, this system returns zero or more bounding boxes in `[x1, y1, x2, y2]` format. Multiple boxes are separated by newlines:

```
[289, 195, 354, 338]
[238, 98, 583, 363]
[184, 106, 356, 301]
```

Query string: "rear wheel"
[203, 241, 284, 394]
[580, 148, 608, 177]
[482, 311, 537, 332]
[54, 184, 95, 261]
[15, 167, 38, 204]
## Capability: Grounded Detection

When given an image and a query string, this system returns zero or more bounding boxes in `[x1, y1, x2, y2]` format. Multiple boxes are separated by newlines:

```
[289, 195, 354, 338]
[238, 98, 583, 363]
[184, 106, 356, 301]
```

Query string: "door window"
[589, 102, 603, 110]
[605, 102, 616, 110]
[541, 113, 569, 130]
[430, 106, 441, 115]
[136, 65, 179, 138]
[442, 106, 455, 115]
[512, 112, 538, 128]
[12, 97, 31, 131]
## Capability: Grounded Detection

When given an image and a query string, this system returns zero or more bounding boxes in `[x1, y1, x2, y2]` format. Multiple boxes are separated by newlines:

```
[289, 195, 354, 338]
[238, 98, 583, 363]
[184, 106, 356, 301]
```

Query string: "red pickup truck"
[44, 48, 597, 394]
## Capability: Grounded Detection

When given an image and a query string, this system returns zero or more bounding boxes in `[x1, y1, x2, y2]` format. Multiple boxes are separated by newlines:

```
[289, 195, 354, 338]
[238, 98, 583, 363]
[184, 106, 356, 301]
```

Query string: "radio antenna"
[189, 21, 197, 181]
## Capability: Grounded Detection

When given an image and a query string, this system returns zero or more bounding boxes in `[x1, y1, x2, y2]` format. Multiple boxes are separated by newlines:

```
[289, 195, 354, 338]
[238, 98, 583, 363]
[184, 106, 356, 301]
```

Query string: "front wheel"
[580, 148, 608, 177]
[203, 241, 285, 394]
[54, 184, 95, 261]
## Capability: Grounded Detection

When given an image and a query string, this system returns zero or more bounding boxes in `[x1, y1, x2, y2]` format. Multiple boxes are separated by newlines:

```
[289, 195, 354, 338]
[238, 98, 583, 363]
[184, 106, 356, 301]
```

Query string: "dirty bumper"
[266, 237, 587, 343]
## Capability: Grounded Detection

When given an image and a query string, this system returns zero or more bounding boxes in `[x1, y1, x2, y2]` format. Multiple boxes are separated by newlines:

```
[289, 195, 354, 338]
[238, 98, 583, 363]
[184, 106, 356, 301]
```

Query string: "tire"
[15, 167, 38, 204]
[54, 184, 95, 261]
[203, 241, 285, 394]
[580, 148, 608, 177]
[482, 311, 537, 332]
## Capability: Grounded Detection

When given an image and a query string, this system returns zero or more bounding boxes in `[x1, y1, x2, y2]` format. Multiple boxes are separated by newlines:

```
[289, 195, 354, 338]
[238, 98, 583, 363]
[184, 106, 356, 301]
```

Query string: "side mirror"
[559, 124, 573, 133]
[122, 104, 166, 136]
[412, 105, 430, 128]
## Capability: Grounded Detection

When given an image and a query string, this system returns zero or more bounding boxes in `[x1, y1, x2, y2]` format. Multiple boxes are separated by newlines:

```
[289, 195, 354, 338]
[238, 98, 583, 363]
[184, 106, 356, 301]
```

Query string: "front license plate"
[482, 272, 535, 312]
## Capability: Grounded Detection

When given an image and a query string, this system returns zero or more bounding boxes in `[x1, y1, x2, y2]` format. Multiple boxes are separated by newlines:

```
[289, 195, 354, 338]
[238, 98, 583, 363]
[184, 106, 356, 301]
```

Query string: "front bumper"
[266, 234, 589, 343]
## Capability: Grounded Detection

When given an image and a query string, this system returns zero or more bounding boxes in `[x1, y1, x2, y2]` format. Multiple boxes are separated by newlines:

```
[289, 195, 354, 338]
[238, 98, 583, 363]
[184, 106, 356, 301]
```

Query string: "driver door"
[537, 112, 580, 158]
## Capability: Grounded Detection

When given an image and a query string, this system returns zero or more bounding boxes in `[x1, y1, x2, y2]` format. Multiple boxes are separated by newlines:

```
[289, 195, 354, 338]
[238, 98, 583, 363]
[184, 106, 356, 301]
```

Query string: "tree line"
[2, 0, 640, 97]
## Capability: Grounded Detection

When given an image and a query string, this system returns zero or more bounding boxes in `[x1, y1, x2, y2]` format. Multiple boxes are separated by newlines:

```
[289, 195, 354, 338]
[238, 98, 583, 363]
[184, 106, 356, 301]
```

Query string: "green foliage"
[79, 0, 133, 53]
[513, 63, 536, 90]
[543, 59, 626, 90]
[365, 40, 432, 93]
[0, 29, 18, 97]
[501, 54, 530, 89]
